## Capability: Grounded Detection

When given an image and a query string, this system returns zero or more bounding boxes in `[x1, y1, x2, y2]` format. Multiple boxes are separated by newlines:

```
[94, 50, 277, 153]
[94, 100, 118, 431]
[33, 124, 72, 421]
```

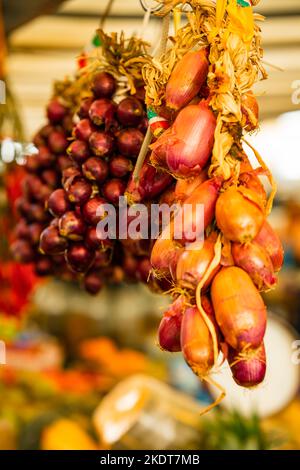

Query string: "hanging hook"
[139, 0, 163, 13]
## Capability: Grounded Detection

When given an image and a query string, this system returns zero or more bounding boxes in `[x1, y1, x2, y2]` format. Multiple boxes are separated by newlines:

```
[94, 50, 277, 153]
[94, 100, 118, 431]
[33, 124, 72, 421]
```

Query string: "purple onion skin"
[85, 226, 113, 250]
[59, 211, 86, 240]
[78, 97, 93, 119]
[41, 169, 59, 188]
[15, 219, 30, 239]
[84, 271, 103, 295]
[116, 97, 143, 127]
[68, 140, 90, 164]
[65, 243, 95, 273]
[48, 130, 68, 154]
[40, 226, 68, 255]
[36, 146, 55, 168]
[58, 155, 74, 171]
[62, 166, 81, 187]
[74, 119, 96, 141]
[89, 131, 114, 157]
[82, 157, 109, 183]
[47, 99, 67, 123]
[40, 124, 54, 139]
[28, 223, 43, 245]
[11, 239, 35, 263]
[48, 189, 71, 217]
[91, 72, 116, 99]
[66, 178, 92, 205]
[109, 155, 133, 178]
[117, 128, 144, 158]
[102, 178, 126, 205]
[136, 257, 151, 283]
[35, 256, 53, 276]
[89, 99, 116, 128]
[158, 312, 182, 352]
[82, 196, 107, 225]
[229, 343, 266, 388]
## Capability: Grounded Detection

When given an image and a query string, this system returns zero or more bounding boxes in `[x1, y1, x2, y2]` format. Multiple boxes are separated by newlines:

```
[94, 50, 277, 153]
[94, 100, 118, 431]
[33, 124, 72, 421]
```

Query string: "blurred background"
[0, 0, 300, 451]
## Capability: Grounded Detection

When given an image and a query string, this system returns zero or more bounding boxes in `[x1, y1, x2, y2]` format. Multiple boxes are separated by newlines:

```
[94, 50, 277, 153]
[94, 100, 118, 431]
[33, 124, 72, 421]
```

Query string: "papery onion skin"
[254, 220, 284, 272]
[228, 342, 266, 388]
[151, 102, 216, 178]
[239, 172, 267, 207]
[216, 186, 265, 243]
[241, 91, 259, 132]
[232, 241, 277, 291]
[166, 50, 209, 111]
[158, 296, 186, 352]
[176, 232, 220, 291]
[211, 266, 266, 351]
[40, 226, 68, 255]
[181, 305, 215, 377]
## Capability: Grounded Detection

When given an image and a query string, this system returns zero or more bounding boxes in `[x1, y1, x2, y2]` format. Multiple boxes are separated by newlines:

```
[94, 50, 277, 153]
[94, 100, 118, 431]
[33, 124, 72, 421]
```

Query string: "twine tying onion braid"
[243, 138, 277, 215]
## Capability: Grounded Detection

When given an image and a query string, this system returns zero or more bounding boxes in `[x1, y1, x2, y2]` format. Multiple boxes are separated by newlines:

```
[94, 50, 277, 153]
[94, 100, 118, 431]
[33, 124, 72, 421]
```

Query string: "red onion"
[102, 178, 126, 204]
[74, 119, 96, 141]
[232, 241, 277, 291]
[91, 72, 116, 99]
[66, 177, 92, 205]
[138, 116, 148, 134]
[40, 226, 68, 255]
[116, 97, 143, 127]
[65, 243, 95, 273]
[82, 157, 108, 183]
[78, 97, 93, 119]
[68, 140, 90, 164]
[89, 131, 114, 157]
[254, 220, 284, 272]
[82, 196, 107, 225]
[151, 101, 216, 178]
[36, 146, 55, 168]
[41, 169, 59, 188]
[62, 166, 81, 187]
[89, 99, 116, 128]
[48, 130, 68, 154]
[28, 222, 44, 245]
[35, 256, 53, 276]
[93, 249, 113, 268]
[126, 160, 173, 203]
[109, 155, 133, 178]
[58, 155, 74, 171]
[136, 257, 151, 283]
[158, 296, 185, 352]
[11, 239, 35, 263]
[40, 124, 54, 139]
[228, 343, 266, 387]
[15, 219, 30, 239]
[117, 128, 144, 158]
[122, 253, 138, 279]
[47, 99, 67, 123]
[59, 211, 86, 240]
[85, 225, 113, 250]
[27, 203, 50, 223]
[84, 271, 103, 295]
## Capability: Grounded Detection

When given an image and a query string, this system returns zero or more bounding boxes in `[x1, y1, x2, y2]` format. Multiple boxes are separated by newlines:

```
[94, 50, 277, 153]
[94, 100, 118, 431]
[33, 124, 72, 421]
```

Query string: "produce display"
[11, 31, 173, 294]
[140, 0, 284, 403]
[10, 0, 285, 411]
